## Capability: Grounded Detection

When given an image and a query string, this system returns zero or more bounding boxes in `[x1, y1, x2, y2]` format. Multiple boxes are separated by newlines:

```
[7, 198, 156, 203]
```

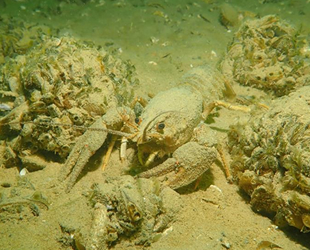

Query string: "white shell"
[19, 168, 28, 176]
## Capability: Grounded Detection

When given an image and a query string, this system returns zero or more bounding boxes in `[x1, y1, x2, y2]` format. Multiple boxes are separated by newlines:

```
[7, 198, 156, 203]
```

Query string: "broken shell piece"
[219, 3, 240, 28]
[0, 103, 12, 111]
[150, 37, 159, 44]
[302, 214, 310, 229]
[19, 168, 28, 176]
[148, 61, 158, 66]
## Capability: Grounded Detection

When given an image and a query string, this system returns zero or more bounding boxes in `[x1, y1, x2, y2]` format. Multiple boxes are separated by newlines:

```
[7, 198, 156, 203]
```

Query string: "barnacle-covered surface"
[0, 15, 54, 64]
[0, 36, 138, 168]
[228, 86, 310, 232]
[80, 175, 181, 249]
[221, 15, 310, 96]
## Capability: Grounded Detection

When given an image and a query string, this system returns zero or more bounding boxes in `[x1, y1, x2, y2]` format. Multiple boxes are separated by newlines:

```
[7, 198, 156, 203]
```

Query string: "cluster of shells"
[221, 15, 310, 96]
[0, 15, 54, 64]
[224, 15, 310, 232]
[0, 35, 138, 169]
[228, 87, 310, 232]
[81, 176, 180, 249]
[1, 13, 310, 248]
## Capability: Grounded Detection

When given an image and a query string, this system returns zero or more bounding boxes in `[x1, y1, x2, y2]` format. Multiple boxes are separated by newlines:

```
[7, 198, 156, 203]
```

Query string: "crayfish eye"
[156, 122, 165, 131]
[135, 117, 142, 125]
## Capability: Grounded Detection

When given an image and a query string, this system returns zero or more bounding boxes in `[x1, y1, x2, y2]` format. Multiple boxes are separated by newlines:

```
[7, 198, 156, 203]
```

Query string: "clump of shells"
[0, 15, 54, 64]
[0, 36, 138, 169]
[80, 175, 180, 249]
[221, 15, 310, 96]
[228, 86, 310, 232]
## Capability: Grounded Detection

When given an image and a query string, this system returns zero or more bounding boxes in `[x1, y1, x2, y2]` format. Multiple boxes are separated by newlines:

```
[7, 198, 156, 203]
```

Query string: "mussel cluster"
[0, 16, 54, 64]
[221, 15, 310, 96]
[0, 35, 138, 168]
[228, 86, 310, 232]
[82, 175, 180, 249]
